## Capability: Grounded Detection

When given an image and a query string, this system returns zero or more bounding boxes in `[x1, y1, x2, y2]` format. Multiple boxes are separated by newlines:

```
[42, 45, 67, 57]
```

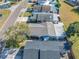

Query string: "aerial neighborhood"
[0, 0, 79, 59]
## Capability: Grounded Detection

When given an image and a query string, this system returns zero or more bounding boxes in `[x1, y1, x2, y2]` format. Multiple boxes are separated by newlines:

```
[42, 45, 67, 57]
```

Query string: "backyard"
[59, 0, 79, 59]
[19, 4, 33, 17]
[59, 0, 79, 30]
[0, 10, 10, 29]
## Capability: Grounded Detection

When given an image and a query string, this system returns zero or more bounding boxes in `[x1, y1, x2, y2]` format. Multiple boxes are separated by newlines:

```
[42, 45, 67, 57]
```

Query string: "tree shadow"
[71, 8, 79, 15]
[66, 22, 79, 38]
[15, 46, 24, 59]
[66, 22, 79, 37]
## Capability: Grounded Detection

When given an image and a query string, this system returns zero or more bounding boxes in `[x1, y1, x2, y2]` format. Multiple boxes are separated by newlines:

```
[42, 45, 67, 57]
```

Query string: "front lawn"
[72, 40, 79, 59]
[60, 1, 79, 59]
[0, 0, 2, 2]
[0, 10, 11, 28]
[5, 22, 29, 48]
[0, 0, 2, 4]
[19, 12, 32, 17]
[59, 0, 79, 30]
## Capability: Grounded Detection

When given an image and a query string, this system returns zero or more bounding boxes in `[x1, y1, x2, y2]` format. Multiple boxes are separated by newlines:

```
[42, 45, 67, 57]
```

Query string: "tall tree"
[5, 22, 29, 48]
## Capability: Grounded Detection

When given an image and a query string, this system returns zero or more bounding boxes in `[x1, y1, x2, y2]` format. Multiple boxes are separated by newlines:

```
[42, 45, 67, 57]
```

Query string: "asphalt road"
[0, 0, 27, 41]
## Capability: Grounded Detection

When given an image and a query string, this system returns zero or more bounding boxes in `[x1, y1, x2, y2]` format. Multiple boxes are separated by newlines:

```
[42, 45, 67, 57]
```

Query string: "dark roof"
[24, 40, 65, 51]
[29, 13, 53, 22]
[23, 41, 66, 59]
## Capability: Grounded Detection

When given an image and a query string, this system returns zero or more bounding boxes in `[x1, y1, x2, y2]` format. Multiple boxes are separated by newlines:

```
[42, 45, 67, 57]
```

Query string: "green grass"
[19, 12, 32, 17]
[72, 39, 79, 59]
[56, 0, 61, 8]
[69, 34, 79, 43]
[0, 0, 2, 4]
[60, 0, 79, 30]
[0, 0, 2, 1]
[71, 8, 79, 15]
[0, 10, 10, 28]
[59, 0, 79, 59]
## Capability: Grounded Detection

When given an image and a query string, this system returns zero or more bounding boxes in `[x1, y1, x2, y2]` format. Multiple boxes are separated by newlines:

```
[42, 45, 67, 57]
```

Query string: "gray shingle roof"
[29, 13, 53, 22]
[23, 41, 65, 59]
[24, 40, 65, 51]
[28, 22, 56, 37]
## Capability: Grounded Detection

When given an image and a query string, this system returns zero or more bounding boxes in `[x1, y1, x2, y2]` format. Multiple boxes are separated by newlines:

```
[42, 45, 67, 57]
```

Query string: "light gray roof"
[28, 22, 56, 37]
[23, 41, 66, 59]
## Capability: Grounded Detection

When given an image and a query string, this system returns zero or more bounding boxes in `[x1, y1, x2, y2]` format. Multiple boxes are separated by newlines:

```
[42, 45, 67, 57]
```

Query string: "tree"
[5, 22, 29, 48]
[66, 22, 79, 59]
[66, 22, 79, 43]
[66, 22, 79, 37]
[56, 0, 61, 8]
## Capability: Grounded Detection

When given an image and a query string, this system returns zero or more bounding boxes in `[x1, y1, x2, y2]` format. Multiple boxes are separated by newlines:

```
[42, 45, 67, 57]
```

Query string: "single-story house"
[28, 13, 53, 22]
[28, 12, 59, 23]
[28, 22, 56, 37]
[33, 5, 51, 12]
[23, 40, 66, 59]
[28, 22, 65, 40]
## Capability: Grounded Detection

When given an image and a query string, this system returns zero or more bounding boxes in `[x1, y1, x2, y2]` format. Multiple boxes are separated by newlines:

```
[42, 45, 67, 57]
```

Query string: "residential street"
[0, 0, 72, 59]
[0, 0, 27, 41]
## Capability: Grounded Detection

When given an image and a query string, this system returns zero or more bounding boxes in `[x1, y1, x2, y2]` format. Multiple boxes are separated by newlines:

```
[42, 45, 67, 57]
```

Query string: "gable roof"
[24, 40, 65, 51]
[23, 40, 65, 59]
[29, 13, 53, 22]
[28, 22, 56, 37]
[33, 5, 51, 12]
